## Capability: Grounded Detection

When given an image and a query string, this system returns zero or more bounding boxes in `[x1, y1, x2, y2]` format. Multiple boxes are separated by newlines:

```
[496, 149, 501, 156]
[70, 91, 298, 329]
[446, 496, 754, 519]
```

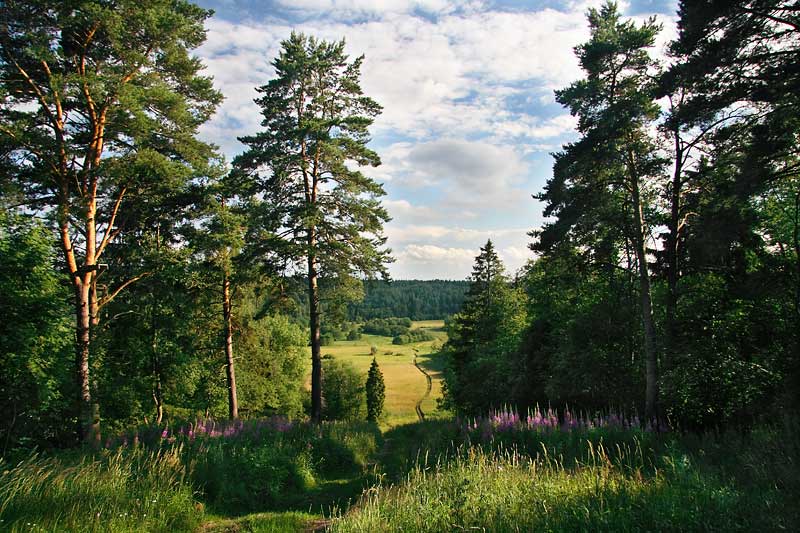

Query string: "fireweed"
[461, 406, 669, 443]
[101, 417, 379, 514]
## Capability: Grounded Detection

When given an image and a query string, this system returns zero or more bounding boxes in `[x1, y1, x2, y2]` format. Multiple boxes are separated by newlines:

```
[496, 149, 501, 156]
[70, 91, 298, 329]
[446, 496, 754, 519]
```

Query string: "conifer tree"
[534, 2, 664, 417]
[0, 0, 222, 442]
[365, 357, 385, 423]
[233, 33, 391, 422]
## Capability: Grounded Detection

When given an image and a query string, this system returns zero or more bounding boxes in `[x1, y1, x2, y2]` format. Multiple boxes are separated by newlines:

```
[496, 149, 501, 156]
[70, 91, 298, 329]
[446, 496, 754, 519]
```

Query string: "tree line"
[443, 1, 799, 429]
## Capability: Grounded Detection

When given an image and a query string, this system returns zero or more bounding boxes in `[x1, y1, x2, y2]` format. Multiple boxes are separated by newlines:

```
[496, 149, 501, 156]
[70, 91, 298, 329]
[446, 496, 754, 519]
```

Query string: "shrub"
[392, 329, 435, 345]
[320, 334, 335, 346]
[323, 359, 365, 421]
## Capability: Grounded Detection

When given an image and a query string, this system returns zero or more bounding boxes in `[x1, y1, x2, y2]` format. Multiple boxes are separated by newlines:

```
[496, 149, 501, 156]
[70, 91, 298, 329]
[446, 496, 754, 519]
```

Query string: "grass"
[0, 447, 202, 533]
[331, 420, 800, 532]
[312, 320, 448, 427]
[1, 415, 798, 532]
[0, 420, 382, 533]
[200, 511, 322, 532]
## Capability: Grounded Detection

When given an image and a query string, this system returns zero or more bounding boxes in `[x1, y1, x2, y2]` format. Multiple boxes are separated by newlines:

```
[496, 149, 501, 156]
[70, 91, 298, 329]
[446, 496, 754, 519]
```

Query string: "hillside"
[348, 280, 469, 321]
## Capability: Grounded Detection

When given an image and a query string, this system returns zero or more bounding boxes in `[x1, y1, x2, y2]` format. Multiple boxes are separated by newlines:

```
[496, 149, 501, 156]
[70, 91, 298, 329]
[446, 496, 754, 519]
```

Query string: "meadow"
[311, 320, 448, 427]
[2, 323, 798, 532]
[2, 410, 798, 532]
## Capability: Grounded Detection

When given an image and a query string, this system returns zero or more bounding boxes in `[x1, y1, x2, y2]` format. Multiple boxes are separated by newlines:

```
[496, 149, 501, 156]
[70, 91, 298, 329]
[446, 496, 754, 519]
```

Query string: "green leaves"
[233, 32, 391, 283]
[366, 358, 385, 423]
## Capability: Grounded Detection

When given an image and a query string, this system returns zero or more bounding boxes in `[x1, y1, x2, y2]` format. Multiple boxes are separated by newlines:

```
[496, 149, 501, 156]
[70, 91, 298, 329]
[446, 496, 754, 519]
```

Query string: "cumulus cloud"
[378, 139, 531, 211]
[193, 0, 679, 278]
[392, 244, 478, 279]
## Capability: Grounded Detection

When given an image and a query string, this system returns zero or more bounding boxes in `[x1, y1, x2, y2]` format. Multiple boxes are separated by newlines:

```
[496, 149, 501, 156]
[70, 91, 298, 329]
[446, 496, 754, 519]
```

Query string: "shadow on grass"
[200, 425, 382, 520]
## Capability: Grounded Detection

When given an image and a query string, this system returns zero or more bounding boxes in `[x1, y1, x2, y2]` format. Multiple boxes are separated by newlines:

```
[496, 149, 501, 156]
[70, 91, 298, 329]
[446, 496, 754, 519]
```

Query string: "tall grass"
[0, 418, 381, 530]
[0, 447, 202, 533]
[333, 419, 800, 532]
[332, 445, 759, 532]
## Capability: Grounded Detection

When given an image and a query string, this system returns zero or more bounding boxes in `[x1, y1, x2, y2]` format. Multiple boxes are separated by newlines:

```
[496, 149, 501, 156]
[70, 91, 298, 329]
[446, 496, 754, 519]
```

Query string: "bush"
[362, 317, 414, 337]
[320, 334, 335, 346]
[347, 329, 362, 341]
[323, 359, 365, 421]
[392, 329, 435, 345]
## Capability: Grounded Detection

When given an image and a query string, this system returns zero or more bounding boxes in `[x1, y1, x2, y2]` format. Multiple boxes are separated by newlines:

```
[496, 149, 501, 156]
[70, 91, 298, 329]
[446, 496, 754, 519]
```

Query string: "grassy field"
[310, 320, 448, 427]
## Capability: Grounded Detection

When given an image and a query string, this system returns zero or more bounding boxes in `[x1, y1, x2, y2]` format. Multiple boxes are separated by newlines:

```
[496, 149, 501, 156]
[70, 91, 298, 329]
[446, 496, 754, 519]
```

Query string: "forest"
[1, 0, 799, 531]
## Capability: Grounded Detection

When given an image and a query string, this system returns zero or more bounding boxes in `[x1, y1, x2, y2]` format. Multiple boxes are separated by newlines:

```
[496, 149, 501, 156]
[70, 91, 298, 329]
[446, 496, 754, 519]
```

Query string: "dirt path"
[413, 357, 433, 421]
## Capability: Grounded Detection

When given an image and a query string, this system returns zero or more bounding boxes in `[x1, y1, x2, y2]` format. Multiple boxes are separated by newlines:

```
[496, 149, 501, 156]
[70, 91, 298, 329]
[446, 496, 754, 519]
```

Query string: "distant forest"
[348, 280, 469, 321]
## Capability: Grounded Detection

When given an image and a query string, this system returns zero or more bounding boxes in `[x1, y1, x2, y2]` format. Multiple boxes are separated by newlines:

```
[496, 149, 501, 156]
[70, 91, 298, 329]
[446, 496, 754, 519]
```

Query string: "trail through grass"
[309, 320, 447, 427]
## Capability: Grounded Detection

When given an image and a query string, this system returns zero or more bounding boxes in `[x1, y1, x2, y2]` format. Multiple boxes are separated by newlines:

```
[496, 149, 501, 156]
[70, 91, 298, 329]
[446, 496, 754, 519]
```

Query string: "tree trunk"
[308, 232, 323, 422]
[665, 129, 683, 370]
[630, 173, 659, 419]
[74, 279, 99, 444]
[151, 300, 164, 425]
[223, 272, 238, 419]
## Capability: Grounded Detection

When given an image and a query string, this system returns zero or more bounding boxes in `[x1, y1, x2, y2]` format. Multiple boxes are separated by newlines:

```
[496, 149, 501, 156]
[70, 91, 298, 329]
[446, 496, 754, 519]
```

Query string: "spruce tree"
[365, 357, 385, 423]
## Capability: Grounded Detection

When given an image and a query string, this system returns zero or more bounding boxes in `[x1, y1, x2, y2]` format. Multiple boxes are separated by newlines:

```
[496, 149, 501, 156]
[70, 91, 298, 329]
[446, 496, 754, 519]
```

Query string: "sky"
[193, 0, 679, 280]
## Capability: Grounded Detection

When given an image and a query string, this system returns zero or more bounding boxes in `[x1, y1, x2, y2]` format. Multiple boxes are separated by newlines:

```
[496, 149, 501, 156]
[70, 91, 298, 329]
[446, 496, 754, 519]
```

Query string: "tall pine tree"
[232, 33, 391, 422]
[0, 0, 222, 442]
[534, 2, 664, 417]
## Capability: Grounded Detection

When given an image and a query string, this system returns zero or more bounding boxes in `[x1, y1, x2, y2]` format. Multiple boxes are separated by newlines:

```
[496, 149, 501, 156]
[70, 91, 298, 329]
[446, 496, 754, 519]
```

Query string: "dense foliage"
[0, 211, 72, 453]
[321, 358, 366, 421]
[349, 280, 468, 320]
[439, 2, 800, 429]
[365, 358, 386, 423]
[361, 317, 412, 337]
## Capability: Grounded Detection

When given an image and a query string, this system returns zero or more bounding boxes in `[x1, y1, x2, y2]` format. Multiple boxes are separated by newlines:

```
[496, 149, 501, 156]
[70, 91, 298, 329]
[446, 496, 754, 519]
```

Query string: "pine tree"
[534, 2, 664, 417]
[0, 0, 222, 442]
[365, 357, 385, 423]
[232, 33, 392, 422]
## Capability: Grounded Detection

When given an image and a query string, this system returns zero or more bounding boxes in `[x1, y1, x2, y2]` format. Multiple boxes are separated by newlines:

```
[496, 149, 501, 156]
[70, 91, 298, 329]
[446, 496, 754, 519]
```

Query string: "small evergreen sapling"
[365, 358, 385, 423]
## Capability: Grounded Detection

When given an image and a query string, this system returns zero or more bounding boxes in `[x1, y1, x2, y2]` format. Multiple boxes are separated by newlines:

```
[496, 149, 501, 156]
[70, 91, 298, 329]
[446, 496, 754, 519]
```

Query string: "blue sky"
[193, 0, 678, 279]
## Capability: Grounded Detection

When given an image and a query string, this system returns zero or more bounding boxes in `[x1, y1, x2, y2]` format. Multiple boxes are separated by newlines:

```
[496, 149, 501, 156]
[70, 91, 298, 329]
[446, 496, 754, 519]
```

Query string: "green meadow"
[309, 320, 448, 427]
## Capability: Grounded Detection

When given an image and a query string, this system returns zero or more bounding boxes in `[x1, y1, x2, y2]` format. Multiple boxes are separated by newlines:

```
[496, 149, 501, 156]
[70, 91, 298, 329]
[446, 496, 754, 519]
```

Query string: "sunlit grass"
[307, 320, 448, 428]
[0, 447, 202, 533]
[331, 424, 800, 532]
[201, 511, 322, 533]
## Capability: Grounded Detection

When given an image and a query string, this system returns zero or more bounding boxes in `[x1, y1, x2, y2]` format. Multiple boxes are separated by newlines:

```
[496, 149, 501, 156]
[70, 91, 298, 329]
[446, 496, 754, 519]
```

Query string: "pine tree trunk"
[665, 130, 683, 370]
[151, 300, 164, 425]
[630, 173, 659, 419]
[223, 272, 238, 419]
[308, 232, 323, 422]
[74, 280, 98, 444]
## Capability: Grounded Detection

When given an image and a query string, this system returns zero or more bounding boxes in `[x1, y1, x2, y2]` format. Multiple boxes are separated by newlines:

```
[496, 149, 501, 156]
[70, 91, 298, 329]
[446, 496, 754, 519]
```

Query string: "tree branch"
[96, 185, 127, 260]
[98, 272, 152, 309]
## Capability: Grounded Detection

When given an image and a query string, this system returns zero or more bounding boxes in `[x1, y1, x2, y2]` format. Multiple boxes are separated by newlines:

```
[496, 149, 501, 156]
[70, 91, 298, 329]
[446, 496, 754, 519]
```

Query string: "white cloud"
[194, 1, 679, 278]
[274, 0, 458, 17]
[195, 4, 598, 154]
[377, 139, 531, 212]
[386, 224, 532, 278]
[392, 244, 477, 279]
